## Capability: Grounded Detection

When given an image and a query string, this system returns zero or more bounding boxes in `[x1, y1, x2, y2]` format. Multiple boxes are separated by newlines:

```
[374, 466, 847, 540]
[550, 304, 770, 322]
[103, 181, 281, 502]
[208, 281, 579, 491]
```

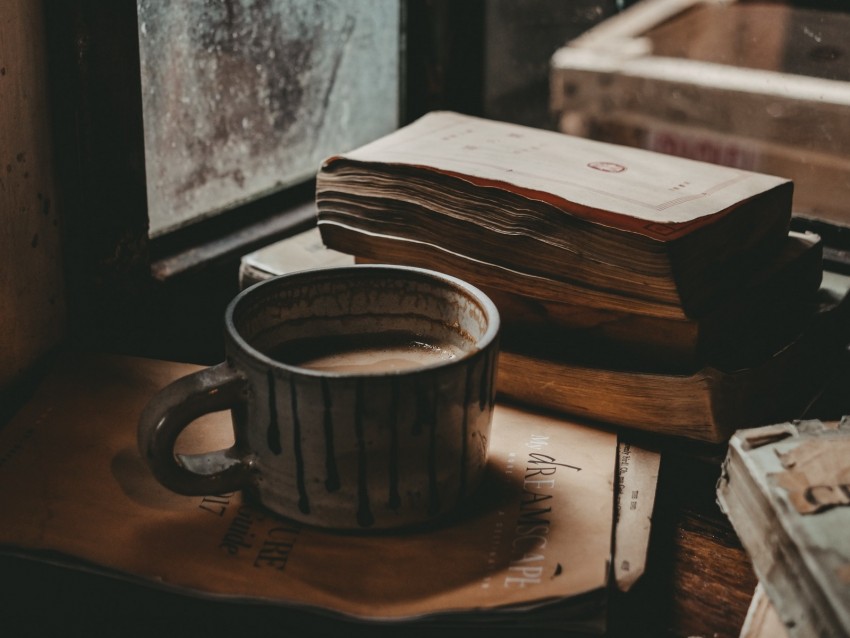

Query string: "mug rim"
[224, 264, 501, 378]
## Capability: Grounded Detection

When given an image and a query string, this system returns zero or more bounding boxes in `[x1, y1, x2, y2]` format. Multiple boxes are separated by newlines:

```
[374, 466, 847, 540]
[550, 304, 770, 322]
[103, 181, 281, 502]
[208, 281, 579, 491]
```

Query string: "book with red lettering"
[0, 354, 657, 634]
[316, 110, 792, 318]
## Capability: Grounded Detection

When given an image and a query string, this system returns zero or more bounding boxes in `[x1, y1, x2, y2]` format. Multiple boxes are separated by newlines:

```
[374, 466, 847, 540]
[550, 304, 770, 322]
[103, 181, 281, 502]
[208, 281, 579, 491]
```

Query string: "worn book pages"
[317, 111, 792, 316]
[717, 418, 850, 637]
[0, 354, 619, 632]
[333, 110, 789, 229]
[239, 226, 354, 290]
[613, 442, 660, 592]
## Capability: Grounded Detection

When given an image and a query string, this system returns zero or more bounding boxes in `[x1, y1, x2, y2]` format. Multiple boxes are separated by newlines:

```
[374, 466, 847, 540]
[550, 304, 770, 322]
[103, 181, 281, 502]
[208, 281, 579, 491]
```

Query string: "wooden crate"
[550, 0, 850, 228]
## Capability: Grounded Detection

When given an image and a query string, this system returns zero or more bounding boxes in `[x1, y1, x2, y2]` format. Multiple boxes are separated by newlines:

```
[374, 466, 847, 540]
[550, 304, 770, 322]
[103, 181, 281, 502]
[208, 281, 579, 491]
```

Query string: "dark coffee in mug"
[266, 331, 464, 374]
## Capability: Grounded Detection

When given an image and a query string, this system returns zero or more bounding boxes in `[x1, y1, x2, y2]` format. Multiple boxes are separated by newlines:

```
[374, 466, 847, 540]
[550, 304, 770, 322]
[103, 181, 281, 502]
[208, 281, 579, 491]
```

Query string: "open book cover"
[0, 353, 657, 634]
[316, 110, 792, 314]
[717, 418, 850, 636]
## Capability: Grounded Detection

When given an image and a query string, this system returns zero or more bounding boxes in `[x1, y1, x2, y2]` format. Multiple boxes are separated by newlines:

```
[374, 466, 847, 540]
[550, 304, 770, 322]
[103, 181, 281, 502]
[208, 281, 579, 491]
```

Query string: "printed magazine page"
[0, 354, 618, 626]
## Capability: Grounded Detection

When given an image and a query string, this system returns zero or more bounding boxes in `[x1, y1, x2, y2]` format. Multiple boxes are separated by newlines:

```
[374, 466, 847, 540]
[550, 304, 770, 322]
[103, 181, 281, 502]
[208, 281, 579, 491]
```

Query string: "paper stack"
[717, 418, 850, 637]
[309, 112, 844, 443]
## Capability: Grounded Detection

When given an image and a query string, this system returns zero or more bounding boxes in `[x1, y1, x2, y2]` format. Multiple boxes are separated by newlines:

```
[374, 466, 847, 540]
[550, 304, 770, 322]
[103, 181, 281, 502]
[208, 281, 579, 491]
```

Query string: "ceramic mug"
[138, 264, 500, 530]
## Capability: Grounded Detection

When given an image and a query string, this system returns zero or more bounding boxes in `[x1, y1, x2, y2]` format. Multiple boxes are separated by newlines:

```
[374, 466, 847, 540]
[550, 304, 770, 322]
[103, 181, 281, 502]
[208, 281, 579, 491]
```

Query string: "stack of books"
[717, 418, 850, 636]
[314, 110, 845, 444]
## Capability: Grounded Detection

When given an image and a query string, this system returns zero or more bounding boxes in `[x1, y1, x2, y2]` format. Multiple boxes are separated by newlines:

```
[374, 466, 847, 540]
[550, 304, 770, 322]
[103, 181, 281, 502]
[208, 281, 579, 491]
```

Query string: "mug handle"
[138, 361, 255, 496]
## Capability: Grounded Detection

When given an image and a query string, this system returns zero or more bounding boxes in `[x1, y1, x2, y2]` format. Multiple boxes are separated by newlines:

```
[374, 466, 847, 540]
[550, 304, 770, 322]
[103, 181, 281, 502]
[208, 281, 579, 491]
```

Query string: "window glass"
[138, 0, 401, 237]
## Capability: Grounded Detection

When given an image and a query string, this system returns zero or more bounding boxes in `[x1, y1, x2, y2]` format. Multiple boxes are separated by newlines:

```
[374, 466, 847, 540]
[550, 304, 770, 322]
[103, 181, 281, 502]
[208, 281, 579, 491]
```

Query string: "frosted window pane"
[138, 0, 401, 236]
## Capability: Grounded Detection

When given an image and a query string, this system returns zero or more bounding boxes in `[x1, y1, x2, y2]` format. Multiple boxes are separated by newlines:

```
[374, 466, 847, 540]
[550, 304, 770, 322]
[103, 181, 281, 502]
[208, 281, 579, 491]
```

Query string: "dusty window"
[137, 1, 401, 237]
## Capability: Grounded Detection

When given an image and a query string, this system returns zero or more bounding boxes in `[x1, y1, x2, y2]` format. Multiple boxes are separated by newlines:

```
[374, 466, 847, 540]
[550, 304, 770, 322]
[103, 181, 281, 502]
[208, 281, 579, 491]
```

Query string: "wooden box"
[550, 0, 850, 229]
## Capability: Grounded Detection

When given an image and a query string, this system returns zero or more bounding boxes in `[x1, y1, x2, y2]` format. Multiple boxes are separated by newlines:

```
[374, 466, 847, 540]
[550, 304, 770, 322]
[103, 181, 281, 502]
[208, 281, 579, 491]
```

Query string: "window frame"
[45, 0, 486, 362]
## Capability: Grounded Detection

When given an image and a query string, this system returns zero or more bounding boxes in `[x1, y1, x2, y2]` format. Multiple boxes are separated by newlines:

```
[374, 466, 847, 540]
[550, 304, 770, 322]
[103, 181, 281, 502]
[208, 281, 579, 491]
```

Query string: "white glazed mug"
[138, 265, 500, 530]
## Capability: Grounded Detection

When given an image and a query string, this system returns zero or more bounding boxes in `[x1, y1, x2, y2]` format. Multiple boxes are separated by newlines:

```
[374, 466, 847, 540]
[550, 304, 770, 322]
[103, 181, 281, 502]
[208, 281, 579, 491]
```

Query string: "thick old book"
[353, 230, 821, 371]
[717, 418, 850, 637]
[0, 353, 657, 635]
[499, 279, 849, 444]
[316, 110, 793, 318]
[241, 227, 823, 371]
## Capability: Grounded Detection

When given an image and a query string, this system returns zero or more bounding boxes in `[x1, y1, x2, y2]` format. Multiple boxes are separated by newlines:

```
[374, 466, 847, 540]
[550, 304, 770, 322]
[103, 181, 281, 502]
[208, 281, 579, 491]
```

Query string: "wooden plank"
[551, 48, 850, 157]
[569, 0, 729, 53]
[644, 3, 788, 72]
[0, 0, 66, 406]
